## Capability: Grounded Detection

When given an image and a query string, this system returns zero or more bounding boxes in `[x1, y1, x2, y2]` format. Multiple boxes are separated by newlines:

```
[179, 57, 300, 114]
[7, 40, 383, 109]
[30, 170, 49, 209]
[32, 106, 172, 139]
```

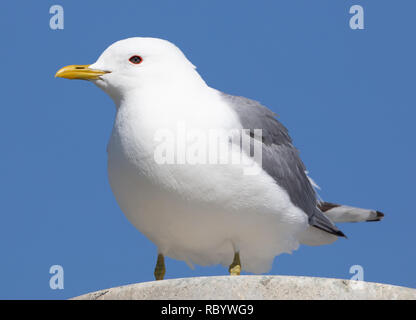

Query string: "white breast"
[106, 87, 309, 273]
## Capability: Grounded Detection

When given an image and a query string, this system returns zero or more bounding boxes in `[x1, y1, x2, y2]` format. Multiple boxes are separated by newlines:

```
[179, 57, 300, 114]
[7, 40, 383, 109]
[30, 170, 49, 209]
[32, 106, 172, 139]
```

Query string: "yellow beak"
[55, 65, 110, 80]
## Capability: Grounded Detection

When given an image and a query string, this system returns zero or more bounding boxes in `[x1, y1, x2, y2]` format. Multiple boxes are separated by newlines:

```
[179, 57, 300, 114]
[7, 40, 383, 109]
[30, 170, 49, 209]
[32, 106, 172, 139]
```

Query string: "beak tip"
[54, 69, 64, 79]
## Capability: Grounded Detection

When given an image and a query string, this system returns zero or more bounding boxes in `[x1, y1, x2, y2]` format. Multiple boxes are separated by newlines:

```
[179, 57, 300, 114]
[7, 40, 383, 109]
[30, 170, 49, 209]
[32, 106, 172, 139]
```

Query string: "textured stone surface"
[73, 276, 416, 300]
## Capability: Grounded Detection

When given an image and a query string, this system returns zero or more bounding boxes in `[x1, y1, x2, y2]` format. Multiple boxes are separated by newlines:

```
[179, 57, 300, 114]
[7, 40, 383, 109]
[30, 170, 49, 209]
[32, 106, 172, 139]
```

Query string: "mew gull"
[56, 38, 384, 280]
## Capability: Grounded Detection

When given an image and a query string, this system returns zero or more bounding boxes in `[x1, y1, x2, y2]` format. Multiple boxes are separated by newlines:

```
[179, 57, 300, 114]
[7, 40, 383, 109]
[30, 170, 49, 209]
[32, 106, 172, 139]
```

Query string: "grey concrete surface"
[73, 275, 416, 300]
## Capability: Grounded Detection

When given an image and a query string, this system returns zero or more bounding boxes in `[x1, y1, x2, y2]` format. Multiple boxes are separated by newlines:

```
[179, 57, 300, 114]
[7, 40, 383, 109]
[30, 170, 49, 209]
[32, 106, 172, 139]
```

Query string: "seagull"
[56, 38, 384, 280]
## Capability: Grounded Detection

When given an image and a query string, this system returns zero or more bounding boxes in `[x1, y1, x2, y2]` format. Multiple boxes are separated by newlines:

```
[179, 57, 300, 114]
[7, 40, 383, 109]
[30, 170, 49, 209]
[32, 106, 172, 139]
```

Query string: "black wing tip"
[313, 224, 347, 238]
[336, 230, 348, 239]
[366, 210, 385, 222]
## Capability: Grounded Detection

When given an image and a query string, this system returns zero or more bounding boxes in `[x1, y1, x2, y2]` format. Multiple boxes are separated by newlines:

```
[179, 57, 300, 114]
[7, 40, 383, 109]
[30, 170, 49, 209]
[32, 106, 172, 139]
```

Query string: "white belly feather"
[106, 90, 308, 273]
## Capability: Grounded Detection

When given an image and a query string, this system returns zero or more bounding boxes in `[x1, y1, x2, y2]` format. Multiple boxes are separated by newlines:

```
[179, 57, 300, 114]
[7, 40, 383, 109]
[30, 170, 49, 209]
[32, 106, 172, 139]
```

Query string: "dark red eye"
[129, 55, 143, 64]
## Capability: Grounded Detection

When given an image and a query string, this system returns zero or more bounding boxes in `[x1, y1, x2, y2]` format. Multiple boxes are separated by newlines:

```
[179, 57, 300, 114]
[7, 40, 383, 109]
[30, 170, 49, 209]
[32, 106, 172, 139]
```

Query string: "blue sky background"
[1, 1, 415, 299]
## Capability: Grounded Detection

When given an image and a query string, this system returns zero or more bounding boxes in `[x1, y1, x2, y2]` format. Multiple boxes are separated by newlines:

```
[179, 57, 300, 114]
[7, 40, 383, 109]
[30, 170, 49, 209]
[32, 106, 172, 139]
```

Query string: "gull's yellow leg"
[228, 252, 241, 276]
[154, 253, 166, 280]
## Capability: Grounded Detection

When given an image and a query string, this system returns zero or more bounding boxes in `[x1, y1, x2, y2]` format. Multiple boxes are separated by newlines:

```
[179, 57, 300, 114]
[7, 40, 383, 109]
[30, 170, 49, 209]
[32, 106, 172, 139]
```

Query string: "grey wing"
[220, 92, 345, 237]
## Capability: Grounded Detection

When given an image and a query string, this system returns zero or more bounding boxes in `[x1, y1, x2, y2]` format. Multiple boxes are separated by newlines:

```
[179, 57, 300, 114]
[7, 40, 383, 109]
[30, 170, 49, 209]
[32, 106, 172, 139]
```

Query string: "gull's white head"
[55, 37, 205, 102]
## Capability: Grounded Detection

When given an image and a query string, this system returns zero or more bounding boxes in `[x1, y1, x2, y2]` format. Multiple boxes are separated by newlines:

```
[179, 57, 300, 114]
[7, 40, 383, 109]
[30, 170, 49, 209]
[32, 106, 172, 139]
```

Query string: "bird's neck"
[109, 67, 208, 108]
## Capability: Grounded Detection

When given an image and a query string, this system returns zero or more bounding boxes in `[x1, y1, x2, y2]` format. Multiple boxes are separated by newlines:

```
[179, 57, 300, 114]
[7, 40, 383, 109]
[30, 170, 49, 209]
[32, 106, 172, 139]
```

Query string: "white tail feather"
[322, 204, 384, 223]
